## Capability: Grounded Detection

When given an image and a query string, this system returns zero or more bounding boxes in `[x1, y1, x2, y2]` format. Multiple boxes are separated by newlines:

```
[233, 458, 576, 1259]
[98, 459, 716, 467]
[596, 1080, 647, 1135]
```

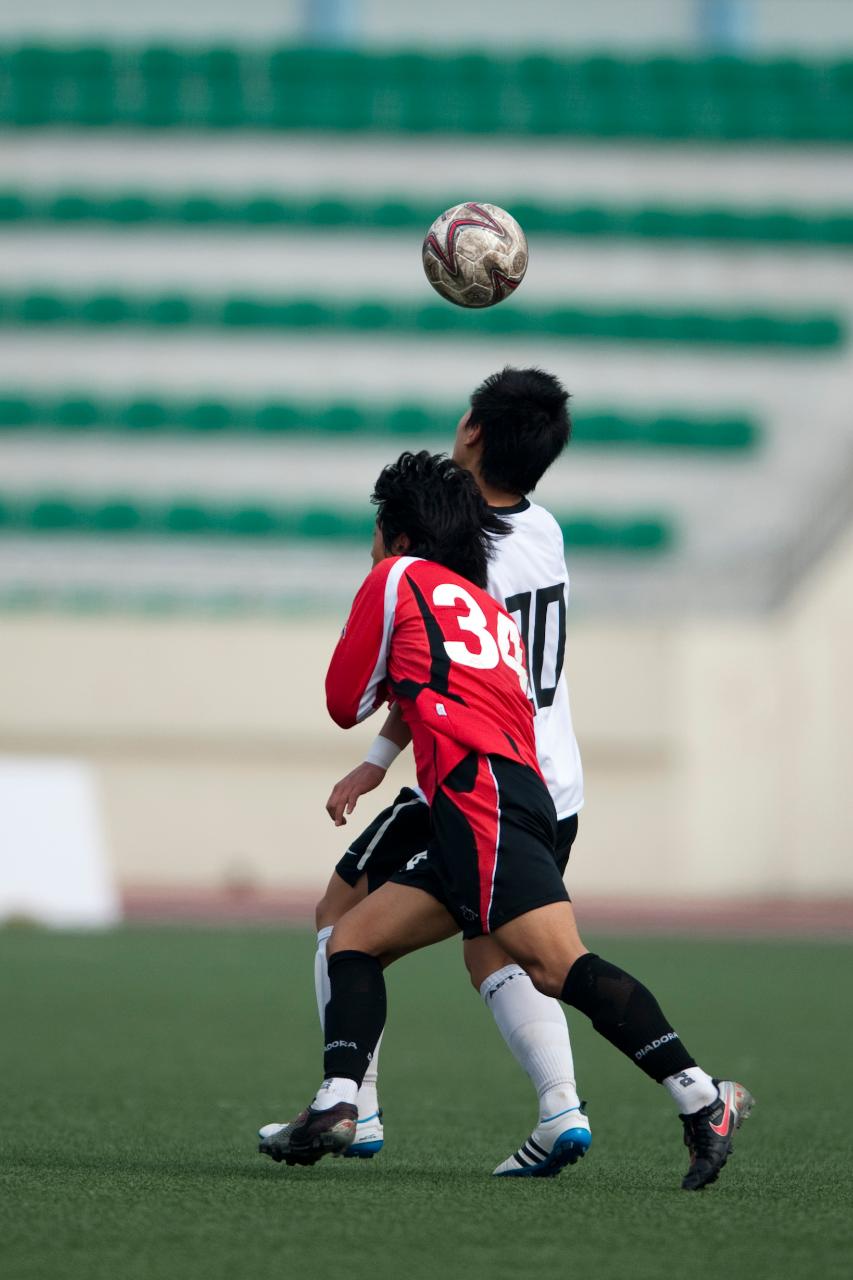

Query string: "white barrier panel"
[0, 758, 121, 927]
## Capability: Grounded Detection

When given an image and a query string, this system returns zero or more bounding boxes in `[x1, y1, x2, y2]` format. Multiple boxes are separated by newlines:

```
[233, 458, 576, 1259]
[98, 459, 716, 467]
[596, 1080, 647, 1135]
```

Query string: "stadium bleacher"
[1, 37, 852, 613]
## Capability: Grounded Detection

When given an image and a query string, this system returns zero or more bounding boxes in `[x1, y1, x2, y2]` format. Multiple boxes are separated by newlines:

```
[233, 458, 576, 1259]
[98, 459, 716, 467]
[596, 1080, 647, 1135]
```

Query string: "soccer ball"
[422, 202, 528, 308]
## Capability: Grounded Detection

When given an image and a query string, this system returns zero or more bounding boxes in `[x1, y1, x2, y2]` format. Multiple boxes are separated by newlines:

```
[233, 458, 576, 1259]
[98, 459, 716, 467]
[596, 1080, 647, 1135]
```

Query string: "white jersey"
[486, 498, 584, 820]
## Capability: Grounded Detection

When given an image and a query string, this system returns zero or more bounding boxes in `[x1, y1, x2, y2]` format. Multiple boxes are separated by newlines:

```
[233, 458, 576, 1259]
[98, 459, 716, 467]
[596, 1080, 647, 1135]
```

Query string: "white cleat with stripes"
[343, 1108, 384, 1159]
[493, 1103, 591, 1178]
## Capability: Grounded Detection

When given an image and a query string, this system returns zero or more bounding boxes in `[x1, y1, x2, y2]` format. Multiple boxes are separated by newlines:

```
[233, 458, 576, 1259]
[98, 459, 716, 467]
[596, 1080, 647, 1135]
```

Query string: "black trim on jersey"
[488, 497, 530, 516]
[391, 577, 467, 707]
[443, 752, 478, 793]
[503, 731, 520, 758]
[408, 577, 451, 694]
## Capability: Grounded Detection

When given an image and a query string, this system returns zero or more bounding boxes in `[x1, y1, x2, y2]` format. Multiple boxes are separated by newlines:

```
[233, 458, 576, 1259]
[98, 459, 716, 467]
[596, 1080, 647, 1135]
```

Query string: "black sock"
[561, 952, 696, 1082]
[323, 950, 387, 1086]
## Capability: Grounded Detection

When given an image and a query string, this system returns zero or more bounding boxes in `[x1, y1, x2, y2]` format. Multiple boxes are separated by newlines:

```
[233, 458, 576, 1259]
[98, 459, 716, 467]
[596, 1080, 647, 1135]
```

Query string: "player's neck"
[470, 466, 524, 509]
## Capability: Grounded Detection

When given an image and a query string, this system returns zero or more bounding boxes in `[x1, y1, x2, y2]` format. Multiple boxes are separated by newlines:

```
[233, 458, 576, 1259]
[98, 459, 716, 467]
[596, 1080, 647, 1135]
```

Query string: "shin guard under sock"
[561, 952, 696, 1082]
[323, 950, 387, 1086]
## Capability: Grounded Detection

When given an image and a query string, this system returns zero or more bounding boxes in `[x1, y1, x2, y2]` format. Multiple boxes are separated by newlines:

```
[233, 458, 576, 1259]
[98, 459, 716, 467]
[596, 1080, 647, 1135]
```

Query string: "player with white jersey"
[486, 496, 584, 825]
[297, 368, 590, 1178]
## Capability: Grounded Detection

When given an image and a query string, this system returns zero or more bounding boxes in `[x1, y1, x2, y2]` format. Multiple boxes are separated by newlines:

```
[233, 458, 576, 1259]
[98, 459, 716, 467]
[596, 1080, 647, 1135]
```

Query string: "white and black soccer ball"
[422, 202, 528, 308]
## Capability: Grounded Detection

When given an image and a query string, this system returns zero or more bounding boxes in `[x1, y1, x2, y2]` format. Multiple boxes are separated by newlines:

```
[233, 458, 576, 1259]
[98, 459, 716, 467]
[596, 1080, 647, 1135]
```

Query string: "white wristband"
[364, 735, 402, 771]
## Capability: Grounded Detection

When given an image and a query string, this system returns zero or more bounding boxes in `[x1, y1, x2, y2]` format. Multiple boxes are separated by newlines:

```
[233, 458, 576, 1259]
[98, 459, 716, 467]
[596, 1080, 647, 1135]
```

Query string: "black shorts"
[335, 783, 577, 895]
[390, 753, 572, 940]
[335, 787, 431, 893]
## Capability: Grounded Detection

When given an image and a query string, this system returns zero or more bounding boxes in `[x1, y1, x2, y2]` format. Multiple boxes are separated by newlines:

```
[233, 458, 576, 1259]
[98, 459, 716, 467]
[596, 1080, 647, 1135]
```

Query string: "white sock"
[663, 1067, 718, 1114]
[480, 964, 580, 1122]
[314, 926, 333, 1029]
[356, 1031, 383, 1119]
[312, 1077, 358, 1111]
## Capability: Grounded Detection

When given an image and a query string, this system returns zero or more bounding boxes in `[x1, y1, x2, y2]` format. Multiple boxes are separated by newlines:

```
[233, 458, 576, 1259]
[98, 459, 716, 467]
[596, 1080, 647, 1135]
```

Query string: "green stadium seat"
[146, 296, 196, 326]
[619, 519, 672, 550]
[0, 395, 35, 426]
[252, 402, 302, 433]
[240, 195, 290, 225]
[91, 499, 145, 532]
[179, 401, 236, 432]
[52, 397, 102, 428]
[175, 194, 226, 224]
[562, 518, 618, 550]
[26, 495, 80, 530]
[79, 294, 132, 325]
[106, 194, 159, 223]
[15, 293, 66, 324]
[224, 505, 281, 537]
[382, 404, 442, 436]
[318, 405, 366, 434]
[0, 192, 28, 221]
[162, 502, 216, 535]
[47, 193, 98, 222]
[575, 413, 638, 445]
[119, 400, 171, 431]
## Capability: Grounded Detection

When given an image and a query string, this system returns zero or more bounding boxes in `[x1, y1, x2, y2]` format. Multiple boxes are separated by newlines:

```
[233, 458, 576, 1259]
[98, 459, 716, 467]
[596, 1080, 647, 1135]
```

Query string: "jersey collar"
[488, 497, 530, 515]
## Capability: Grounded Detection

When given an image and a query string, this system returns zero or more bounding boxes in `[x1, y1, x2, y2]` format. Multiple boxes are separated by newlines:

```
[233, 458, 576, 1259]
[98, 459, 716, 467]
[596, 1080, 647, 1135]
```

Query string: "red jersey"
[325, 556, 542, 801]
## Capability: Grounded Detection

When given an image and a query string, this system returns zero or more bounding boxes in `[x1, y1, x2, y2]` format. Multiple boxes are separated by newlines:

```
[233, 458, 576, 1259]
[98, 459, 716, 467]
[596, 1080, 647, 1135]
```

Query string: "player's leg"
[314, 870, 366, 1035]
[260, 881, 458, 1166]
[462, 812, 587, 1176]
[465, 933, 588, 1177]
[493, 899, 754, 1190]
[310, 787, 430, 1155]
[311, 870, 382, 1149]
[468, 755, 753, 1190]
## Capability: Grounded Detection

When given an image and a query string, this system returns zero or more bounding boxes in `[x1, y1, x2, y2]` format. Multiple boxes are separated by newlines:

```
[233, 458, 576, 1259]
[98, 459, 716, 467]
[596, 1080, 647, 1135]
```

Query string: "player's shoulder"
[499, 498, 565, 550]
[521, 498, 564, 539]
[365, 554, 422, 585]
[402, 557, 496, 607]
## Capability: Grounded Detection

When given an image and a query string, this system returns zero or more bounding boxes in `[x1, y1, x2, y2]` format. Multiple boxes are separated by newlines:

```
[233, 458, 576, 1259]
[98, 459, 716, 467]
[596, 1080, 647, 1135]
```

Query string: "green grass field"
[1, 926, 851, 1280]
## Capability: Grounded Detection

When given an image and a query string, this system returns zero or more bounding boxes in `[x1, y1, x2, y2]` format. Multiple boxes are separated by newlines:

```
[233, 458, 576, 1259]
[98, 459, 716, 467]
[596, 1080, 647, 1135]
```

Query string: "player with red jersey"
[326, 543, 558, 937]
[260, 451, 754, 1191]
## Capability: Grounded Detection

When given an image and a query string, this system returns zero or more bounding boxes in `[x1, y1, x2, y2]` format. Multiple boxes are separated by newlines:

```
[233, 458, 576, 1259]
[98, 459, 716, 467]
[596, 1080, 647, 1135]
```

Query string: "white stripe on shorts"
[355, 795, 426, 872]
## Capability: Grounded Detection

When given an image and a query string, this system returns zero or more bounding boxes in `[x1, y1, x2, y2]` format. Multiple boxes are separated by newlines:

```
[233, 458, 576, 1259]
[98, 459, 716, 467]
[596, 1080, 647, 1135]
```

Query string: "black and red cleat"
[259, 1103, 358, 1167]
[681, 1079, 755, 1191]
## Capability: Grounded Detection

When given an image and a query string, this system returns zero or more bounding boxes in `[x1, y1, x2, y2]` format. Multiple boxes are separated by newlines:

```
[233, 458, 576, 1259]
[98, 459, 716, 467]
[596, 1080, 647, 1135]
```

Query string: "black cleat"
[258, 1103, 358, 1167]
[681, 1079, 755, 1191]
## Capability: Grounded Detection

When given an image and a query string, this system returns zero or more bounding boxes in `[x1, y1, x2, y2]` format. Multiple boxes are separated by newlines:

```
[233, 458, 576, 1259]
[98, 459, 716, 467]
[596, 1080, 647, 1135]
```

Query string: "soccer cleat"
[680, 1079, 755, 1191]
[258, 1102, 357, 1167]
[343, 1108, 384, 1159]
[493, 1103, 592, 1178]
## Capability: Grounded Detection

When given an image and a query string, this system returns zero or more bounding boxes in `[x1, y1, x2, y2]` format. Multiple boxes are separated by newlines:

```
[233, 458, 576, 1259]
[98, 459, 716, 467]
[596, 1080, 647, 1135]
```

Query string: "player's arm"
[325, 703, 412, 827]
[325, 557, 397, 729]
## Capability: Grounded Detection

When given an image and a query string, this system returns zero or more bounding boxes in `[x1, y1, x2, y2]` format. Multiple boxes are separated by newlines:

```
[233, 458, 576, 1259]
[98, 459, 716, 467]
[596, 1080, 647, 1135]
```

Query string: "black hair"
[468, 366, 571, 495]
[371, 450, 510, 589]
